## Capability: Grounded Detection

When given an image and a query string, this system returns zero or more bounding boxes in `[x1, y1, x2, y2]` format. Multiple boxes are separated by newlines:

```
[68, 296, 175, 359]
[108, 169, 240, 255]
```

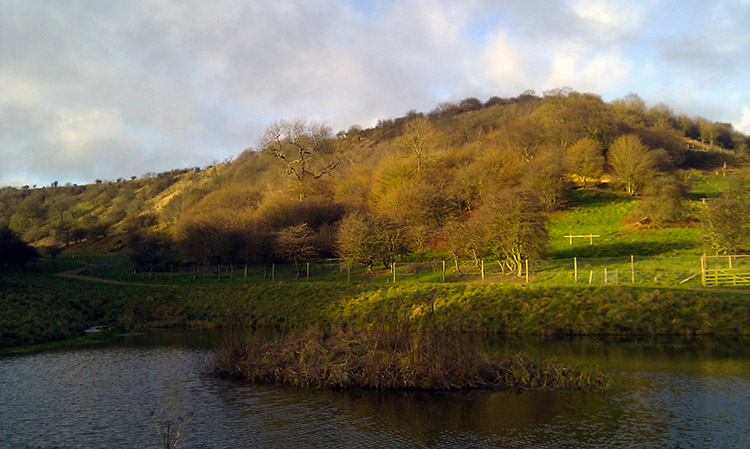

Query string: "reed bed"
[214, 325, 612, 391]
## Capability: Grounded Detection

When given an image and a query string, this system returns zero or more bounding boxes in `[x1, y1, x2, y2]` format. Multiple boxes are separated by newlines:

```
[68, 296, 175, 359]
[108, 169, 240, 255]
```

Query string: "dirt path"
[55, 268, 172, 287]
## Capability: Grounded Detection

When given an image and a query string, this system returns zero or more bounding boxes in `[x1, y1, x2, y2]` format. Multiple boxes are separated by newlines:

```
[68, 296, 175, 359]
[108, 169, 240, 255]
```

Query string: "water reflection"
[485, 334, 750, 376]
[1, 331, 749, 448]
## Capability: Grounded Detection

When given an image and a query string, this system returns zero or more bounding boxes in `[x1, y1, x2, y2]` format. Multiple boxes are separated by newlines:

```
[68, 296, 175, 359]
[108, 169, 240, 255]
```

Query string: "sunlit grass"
[4, 257, 750, 352]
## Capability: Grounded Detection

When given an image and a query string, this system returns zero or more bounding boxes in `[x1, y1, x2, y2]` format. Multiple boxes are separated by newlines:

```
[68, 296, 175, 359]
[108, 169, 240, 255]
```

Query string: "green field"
[4, 169, 749, 353]
[74, 180, 722, 289]
[4, 254, 750, 353]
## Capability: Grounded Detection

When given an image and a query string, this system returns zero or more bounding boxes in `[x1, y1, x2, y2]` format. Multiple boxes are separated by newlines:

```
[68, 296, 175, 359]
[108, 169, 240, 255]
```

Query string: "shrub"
[0, 225, 38, 270]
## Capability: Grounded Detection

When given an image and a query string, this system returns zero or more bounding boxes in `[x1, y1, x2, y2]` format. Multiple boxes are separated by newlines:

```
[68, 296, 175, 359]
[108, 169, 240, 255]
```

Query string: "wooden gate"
[701, 255, 750, 286]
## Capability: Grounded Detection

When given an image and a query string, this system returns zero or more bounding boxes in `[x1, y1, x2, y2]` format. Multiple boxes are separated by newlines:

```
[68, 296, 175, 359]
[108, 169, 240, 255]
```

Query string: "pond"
[1, 330, 749, 448]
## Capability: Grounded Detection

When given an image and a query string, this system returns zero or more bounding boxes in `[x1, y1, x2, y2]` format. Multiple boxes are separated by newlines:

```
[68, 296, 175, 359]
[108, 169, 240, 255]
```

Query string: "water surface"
[1, 331, 749, 448]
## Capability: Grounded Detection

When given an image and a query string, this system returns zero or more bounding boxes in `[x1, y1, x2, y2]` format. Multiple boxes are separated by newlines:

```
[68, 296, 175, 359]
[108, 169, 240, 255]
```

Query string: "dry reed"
[214, 325, 611, 391]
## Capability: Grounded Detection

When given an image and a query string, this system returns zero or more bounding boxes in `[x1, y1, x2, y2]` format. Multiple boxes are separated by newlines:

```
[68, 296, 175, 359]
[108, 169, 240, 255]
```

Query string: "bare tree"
[608, 134, 656, 196]
[636, 174, 687, 225]
[261, 120, 339, 199]
[336, 212, 380, 272]
[399, 117, 436, 176]
[479, 190, 548, 275]
[276, 224, 318, 275]
[336, 211, 408, 271]
[702, 181, 750, 254]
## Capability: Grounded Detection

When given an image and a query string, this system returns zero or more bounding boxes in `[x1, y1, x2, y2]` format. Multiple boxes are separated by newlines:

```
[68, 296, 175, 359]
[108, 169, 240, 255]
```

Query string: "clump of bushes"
[0, 225, 38, 271]
[214, 325, 611, 391]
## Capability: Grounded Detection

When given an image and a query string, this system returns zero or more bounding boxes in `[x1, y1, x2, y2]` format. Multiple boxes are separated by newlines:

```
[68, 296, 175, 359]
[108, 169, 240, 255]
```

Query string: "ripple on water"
[2, 335, 750, 448]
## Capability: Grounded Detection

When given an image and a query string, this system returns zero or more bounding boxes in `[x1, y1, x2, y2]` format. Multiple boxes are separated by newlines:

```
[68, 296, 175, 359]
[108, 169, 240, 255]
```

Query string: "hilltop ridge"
[1, 90, 748, 266]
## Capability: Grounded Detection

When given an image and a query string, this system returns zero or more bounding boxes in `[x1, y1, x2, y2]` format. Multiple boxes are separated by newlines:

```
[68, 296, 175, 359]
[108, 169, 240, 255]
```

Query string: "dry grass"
[214, 325, 611, 391]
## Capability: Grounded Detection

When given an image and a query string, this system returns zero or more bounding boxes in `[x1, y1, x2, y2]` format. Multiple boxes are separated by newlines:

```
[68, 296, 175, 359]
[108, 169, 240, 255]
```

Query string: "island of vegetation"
[2, 90, 750, 374]
[214, 325, 612, 391]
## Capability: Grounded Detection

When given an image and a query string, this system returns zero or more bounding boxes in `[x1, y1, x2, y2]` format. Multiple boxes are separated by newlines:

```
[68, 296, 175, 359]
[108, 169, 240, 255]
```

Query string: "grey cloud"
[1, 0, 749, 187]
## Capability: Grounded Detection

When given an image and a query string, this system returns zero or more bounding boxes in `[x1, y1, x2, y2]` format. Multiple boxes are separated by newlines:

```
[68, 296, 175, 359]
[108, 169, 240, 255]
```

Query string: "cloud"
[571, 0, 644, 36]
[547, 47, 632, 90]
[1, 0, 749, 187]
[738, 106, 750, 135]
[484, 30, 533, 93]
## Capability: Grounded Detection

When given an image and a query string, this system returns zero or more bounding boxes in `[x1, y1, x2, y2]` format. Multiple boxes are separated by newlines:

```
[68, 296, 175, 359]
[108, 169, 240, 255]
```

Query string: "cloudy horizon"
[2, 0, 749, 188]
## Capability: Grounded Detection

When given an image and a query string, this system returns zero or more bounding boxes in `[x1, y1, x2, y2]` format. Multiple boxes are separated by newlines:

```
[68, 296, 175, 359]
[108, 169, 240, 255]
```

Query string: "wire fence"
[83, 254, 736, 287]
[704, 255, 750, 271]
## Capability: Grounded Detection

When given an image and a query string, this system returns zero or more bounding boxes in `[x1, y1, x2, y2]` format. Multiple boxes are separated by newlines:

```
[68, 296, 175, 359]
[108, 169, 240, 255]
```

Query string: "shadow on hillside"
[565, 189, 634, 209]
[684, 150, 734, 170]
[547, 239, 699, 259]
[685, 191, 717, 201]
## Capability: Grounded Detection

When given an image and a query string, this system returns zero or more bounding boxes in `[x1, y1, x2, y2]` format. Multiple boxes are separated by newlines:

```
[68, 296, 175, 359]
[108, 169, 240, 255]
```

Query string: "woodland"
[2, 89, 750, 274]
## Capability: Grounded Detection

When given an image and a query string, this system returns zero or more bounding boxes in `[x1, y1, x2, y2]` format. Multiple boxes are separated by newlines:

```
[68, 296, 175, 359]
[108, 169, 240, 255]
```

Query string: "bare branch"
[260, 119, 338, 198]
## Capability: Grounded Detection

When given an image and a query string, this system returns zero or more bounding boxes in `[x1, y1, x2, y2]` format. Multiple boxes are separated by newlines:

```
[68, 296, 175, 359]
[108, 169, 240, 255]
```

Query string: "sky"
[1, 0, 749, 188]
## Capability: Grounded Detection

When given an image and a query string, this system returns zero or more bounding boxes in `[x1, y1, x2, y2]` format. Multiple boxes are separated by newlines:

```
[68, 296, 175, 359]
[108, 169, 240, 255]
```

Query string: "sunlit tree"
[702, 180, 750, 254]
[608, 134, 656, 196]
[399, 117, 436, 176]
[565, 137, 605, 188]
[261, 120, 340, 199]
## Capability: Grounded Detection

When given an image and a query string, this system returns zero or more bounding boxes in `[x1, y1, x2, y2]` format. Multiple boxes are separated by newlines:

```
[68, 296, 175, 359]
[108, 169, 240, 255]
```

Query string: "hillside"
[2, 90, 749, 270]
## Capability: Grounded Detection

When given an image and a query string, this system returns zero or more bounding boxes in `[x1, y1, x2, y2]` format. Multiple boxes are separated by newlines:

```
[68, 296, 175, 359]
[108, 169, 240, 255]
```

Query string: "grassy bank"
[3, 259, 750, 351]
[177, 282, 750, 336]
[0, 259, 177, 349]
[214, 325, 612, 391]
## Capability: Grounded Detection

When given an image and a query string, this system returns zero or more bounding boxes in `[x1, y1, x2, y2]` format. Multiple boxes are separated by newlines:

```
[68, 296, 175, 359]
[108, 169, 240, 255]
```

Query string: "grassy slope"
[3, 256, 750, 352]
[4, 169, 749, 351]
[541, 169, 742, 286]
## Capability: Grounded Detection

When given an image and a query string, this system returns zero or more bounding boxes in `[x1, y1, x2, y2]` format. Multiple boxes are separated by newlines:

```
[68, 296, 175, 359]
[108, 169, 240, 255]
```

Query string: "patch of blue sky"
[430, 84, 453, 102]
[349, 0, 384, 18]
[462, 10, 504, 44]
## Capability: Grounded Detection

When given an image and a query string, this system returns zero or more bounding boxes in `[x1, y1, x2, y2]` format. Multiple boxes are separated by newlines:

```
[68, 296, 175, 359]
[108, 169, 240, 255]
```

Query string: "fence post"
[481, 260, 485, 282]
[244, 264, 248, 283]
[217, 265, 221, 280]
[589, 270, 593, 284]
[392, 262, 396, 283]
[729, 256, 733, 270]
[700, 254, 706, 286]
[525, 259, 529, 283]
[574, 257, 578, 283]
[604, 267, 608, 284]
[272, 263, 275, 282]
[442, 260, 446, 283]
[306, 262, 310, 282]
[630, 255, 635, 283]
